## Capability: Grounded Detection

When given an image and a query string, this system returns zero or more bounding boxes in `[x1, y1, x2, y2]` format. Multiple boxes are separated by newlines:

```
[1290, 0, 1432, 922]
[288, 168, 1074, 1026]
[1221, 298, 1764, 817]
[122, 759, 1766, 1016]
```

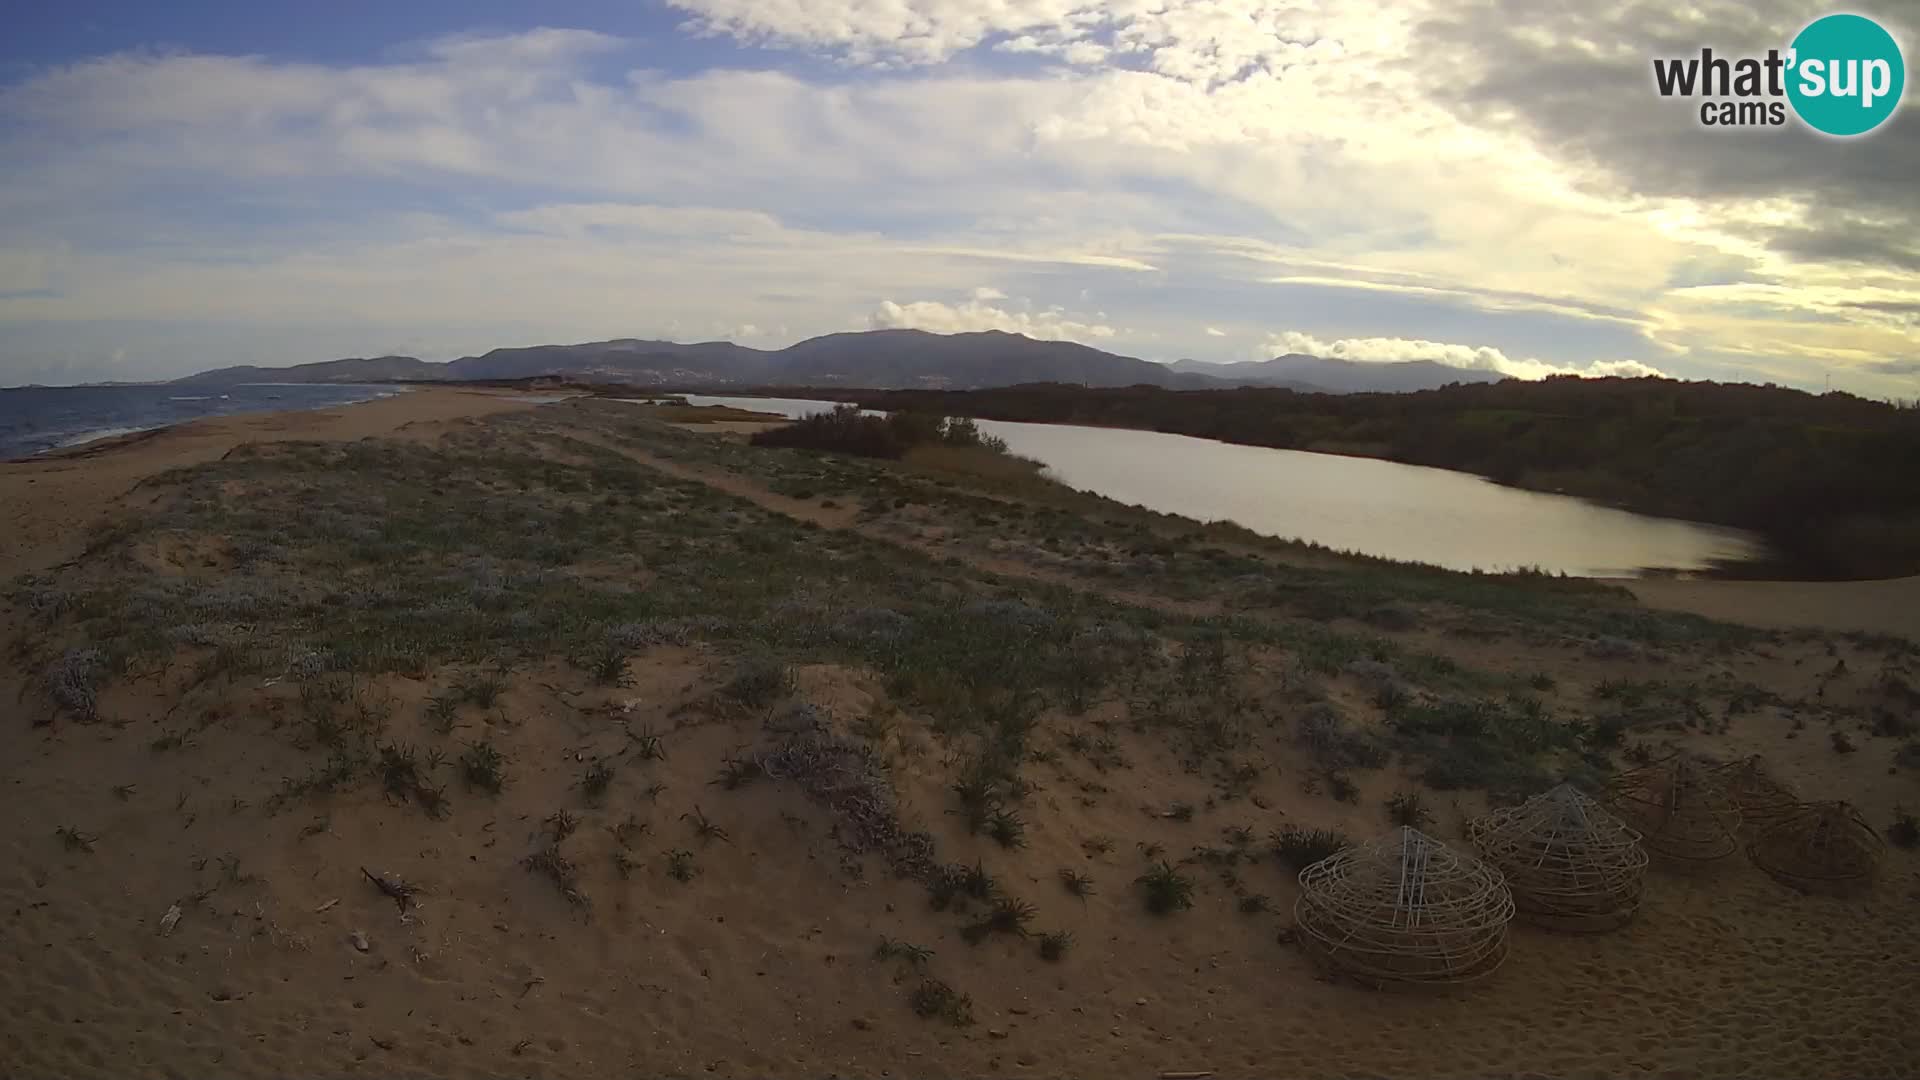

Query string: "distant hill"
[176, 330, 1229, 391]
[1169, 354, 1502, 393]
[175, 355, 444, 386]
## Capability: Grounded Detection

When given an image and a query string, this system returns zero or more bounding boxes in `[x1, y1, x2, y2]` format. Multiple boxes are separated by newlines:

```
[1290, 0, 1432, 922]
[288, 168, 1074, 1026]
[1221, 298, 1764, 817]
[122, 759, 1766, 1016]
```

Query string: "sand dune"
[3, 396, 1916, 1078]
[0, 388, 548, 580]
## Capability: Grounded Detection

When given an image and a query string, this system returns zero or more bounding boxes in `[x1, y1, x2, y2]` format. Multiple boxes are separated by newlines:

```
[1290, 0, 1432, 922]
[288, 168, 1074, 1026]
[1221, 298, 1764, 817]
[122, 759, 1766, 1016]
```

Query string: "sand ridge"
[2, 395, 1917, 1078]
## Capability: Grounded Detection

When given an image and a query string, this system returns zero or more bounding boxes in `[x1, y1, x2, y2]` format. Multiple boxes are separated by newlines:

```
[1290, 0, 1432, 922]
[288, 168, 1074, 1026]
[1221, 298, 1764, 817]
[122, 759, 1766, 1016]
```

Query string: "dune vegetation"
[3, 396, 1918, 1078]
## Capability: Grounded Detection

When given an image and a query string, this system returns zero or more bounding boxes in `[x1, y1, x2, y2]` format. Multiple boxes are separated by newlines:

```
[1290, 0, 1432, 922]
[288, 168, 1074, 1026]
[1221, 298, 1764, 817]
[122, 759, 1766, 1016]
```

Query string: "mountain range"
[174, 329, 1504, 394]
[1167, 355, 1503, 392]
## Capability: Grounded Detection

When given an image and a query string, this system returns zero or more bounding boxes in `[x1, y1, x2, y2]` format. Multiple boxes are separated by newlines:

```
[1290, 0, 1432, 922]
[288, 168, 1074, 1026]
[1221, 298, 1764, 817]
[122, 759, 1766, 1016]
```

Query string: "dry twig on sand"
[361, 866, 421, 913]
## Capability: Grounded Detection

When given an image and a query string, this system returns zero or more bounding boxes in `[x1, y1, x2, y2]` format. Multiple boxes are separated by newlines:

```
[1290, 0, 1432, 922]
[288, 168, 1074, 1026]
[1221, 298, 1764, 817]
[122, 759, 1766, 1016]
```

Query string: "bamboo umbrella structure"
[1293, 827, 1515, 987]
[1711, 755, 1801, 833]
[1468, 784, 1648, 932]
[1604, 756, 1740, 862]
[1747, 801, 1884, 892]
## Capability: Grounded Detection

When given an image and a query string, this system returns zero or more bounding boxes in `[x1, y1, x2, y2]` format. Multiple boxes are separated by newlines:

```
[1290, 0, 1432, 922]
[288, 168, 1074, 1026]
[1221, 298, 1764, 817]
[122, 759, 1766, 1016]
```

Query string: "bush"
[751, 406, 1018, 461]
[1297, 703, 1390, 771]
[723, 654, 793, 707]
[1135, 862, 1194, 915]
[909, 978, 974, 1025]
[45, 647, 106, 721]
[1890, 807, 1919, 849]
[1271, 825, 1351, 870]
[1385, 790, 1432, 828]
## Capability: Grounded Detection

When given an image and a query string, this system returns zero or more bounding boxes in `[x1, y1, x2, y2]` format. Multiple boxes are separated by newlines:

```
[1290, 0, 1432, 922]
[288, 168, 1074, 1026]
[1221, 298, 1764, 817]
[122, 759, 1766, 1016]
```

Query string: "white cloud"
[669, 1, 1391, 87]
[869, 298, 1117, 342]
[1204, 326, 1226, 336]
[0, 14, 1915, 394]
[1263, 331, 1667, 380]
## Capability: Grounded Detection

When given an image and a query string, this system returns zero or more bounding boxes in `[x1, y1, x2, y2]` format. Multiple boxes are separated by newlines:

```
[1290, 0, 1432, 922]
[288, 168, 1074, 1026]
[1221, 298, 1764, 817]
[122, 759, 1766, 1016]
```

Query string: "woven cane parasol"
[1605, 756, 1739, 861]
[1468, 784, 1648, 932]
[1747, 801, 1883, 891]
[1711, 755, 1801, 833]
[1293, 827, 1514, 987]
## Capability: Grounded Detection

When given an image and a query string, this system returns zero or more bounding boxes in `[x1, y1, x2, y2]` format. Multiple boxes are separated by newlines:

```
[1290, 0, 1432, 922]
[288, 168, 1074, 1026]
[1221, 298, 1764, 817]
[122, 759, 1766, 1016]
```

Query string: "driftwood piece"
[361, 866, 420, 913]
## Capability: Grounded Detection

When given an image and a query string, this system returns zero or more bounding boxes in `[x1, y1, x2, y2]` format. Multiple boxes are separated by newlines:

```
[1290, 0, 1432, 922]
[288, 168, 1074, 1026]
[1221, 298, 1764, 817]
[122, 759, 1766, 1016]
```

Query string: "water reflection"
[675, 396, 1762, 577]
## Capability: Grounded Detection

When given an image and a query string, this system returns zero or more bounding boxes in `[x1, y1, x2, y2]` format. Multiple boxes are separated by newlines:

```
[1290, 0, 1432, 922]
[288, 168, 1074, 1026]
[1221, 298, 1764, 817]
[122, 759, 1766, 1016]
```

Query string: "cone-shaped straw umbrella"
[1747, 801, 1883, 892]
[1605, 756, 1739, 861]
[1711, 755, 1800, 833]
[1293, 826, 1514, 987]
[1468, 784, 1648, 932]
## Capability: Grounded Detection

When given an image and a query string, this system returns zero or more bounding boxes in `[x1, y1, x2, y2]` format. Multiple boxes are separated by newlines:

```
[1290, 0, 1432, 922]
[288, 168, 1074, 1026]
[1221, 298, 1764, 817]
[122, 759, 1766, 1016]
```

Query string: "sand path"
[570, 430, 1223, 618]
[0, 388, 547, 580]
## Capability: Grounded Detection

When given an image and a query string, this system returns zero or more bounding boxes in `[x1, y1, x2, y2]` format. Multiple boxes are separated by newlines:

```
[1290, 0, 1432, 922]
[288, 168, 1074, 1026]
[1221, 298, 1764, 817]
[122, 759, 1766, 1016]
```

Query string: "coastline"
[0, 382, 419, 461]
[0, 386, 554, 579]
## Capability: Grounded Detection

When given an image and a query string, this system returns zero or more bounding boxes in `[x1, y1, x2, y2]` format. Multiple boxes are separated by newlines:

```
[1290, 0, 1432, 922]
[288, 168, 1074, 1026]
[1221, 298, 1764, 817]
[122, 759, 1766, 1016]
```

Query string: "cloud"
[1264, 331, 1667, 380]
[668, 1, 1332, 81]
[869, 298, 1117, 341]
[1418, 1, 1920, 275]
[0, 13, 1915, 395]
[1204, 326, 1226, 336]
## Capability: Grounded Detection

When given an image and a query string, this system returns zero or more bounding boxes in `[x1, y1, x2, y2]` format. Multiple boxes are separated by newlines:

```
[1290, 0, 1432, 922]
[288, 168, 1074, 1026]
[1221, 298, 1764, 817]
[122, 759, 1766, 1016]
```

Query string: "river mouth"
[675, 395, 1768, 580]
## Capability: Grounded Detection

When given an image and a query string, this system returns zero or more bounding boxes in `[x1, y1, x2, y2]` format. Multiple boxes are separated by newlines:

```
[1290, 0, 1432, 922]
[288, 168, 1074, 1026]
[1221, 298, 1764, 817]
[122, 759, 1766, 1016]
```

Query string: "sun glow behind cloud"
[0, 1, 1913, 393]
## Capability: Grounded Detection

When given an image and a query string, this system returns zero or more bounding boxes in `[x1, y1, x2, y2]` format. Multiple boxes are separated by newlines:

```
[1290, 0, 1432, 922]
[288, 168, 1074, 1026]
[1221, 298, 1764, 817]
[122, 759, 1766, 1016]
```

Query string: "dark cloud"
[1759, 210, 1920, 271]
[1417, 1, 1920, 271]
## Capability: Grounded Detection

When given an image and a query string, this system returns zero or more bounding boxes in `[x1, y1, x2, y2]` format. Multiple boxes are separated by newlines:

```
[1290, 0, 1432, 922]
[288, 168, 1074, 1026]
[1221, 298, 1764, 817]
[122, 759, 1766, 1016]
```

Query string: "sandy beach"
[2, 395, 1916, 1079]
[0, 388, 550, 580]
[1627, 574, 1920, 642]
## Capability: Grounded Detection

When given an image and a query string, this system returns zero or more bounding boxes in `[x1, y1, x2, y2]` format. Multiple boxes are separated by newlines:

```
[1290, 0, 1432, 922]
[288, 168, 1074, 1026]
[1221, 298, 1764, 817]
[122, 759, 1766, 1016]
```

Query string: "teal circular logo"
[1787, 14, 1905, 136]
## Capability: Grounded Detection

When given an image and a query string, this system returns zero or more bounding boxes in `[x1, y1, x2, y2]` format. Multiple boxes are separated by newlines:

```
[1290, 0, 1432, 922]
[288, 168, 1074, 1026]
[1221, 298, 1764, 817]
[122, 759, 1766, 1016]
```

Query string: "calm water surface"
[680, 395, 1763, 577]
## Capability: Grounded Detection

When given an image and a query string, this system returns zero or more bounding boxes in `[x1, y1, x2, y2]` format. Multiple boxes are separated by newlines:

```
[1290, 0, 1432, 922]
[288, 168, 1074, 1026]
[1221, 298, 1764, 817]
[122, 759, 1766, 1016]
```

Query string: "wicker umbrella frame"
[1468, 784, 1649, 932]
[1746, 800, 1884, 891]
[1604, 757, 1740, 862]
[1294, 827, 1516, 987]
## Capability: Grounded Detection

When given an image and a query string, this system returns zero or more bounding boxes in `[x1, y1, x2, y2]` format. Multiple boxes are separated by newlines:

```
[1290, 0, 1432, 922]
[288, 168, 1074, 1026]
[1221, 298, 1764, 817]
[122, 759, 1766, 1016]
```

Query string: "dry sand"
[1628, 575, 1920, 642]
[2, 396, 1917, 1079]
[0, 388, 548, 580]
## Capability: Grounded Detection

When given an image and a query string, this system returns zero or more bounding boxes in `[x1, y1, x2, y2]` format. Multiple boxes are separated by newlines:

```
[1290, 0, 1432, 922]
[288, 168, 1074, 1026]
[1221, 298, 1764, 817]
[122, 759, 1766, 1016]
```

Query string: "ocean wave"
[45, 425, 163, 451]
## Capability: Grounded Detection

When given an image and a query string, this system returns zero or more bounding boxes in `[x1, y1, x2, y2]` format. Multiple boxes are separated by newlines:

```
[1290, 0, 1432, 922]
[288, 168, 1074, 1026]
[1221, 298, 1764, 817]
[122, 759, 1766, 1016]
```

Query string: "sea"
[0, 383, 407, 459]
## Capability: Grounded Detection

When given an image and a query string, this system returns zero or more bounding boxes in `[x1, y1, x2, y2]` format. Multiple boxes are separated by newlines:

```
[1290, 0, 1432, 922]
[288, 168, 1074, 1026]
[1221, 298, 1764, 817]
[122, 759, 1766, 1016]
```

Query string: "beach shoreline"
[0, 386, 555, 580]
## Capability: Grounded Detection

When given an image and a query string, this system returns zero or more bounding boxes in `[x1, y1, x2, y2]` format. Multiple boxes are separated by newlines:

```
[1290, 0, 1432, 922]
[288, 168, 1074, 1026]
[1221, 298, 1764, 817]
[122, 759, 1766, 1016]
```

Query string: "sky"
[0, 1, 1915, 394]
